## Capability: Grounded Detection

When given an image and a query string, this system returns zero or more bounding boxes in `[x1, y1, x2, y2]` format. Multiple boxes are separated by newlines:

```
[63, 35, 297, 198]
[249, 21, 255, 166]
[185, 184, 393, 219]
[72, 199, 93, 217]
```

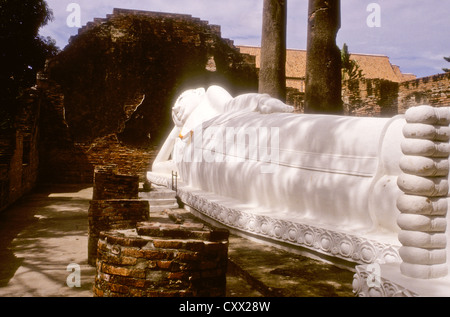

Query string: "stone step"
[139, 189, 177, 200]
[149, 198, 178, 207]
[139, 186, 179, 212]
[150, 202, 180, 213]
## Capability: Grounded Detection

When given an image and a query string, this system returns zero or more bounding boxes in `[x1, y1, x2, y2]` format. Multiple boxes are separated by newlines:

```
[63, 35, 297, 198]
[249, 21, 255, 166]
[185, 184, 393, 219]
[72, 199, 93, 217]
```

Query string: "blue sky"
[39, 0, 450, 78]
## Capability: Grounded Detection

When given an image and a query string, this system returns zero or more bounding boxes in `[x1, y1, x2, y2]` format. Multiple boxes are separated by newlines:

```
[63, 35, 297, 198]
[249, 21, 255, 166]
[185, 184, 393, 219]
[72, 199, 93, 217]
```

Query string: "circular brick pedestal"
[88, 200, 149, 265]
[93, 221, 229, 297]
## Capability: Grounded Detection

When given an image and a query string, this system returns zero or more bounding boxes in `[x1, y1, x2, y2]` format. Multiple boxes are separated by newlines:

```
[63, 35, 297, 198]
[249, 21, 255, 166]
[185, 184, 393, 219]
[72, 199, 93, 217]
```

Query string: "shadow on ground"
[0, 184, 356, 297]
[0, 184, 95, 296]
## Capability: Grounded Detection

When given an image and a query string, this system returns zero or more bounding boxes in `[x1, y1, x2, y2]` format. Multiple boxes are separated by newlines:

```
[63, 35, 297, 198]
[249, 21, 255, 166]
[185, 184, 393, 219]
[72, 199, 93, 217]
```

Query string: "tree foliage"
[0, 0, 59, 120]
[341, 43, 364, 81]
[443, 56, 450, 73]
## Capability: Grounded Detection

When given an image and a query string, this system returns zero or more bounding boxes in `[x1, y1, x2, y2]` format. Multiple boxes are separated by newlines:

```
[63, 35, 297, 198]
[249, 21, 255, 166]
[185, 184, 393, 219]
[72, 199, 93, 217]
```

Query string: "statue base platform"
[353, 262, 450, 297]
[147, 172, 401, 271]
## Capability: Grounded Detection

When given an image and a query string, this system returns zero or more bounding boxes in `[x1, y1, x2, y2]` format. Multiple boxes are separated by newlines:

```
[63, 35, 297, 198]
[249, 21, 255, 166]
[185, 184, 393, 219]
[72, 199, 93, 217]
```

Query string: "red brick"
[183, 241, 205, 252]
[103, 254, 137, 266]
[168, 271, 191, 280]
[105, 234, 149, 248]
[101, 263, 145, 278]
[129, 288, 146, 297]
[97, 240, 109, 252]
[93, 286, 104, 297]
[156, 260, 175, 270]
[110, 275, 146, 288]
[98, 272, 111, 282]
[142, 249, 175, 260]
[121, 247, 144, 258]
[175, 251, 201, 262]
[153, 239, 184, 249]
[108, 282, 130, 294]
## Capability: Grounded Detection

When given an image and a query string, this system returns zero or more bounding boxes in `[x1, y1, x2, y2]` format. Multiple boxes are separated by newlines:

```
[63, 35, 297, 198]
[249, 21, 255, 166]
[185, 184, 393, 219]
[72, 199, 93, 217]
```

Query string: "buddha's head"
[172, 88, 206, 128]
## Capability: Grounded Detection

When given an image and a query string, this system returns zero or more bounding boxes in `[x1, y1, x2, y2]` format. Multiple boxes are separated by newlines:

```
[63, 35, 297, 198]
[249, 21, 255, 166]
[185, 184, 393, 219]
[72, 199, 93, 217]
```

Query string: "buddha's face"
[172, 88, 206, 127]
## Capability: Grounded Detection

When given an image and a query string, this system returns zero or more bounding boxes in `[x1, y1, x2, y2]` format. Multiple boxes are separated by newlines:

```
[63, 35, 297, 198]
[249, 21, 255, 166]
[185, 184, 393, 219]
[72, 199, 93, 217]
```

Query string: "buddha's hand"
[257, 95, 294, 114]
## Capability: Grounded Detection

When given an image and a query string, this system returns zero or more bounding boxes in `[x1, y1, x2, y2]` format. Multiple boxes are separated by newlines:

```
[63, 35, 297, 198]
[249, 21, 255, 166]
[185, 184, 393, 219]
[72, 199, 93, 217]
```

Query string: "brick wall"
[0, 88, 40, 212]
[37, 9, 257, 185]
[338, 73, 449, 117]
[79, 136, 157, 182]
[47, 9, 258, 146]
[38, 80, 157, 184]
[342, 78, 399, 117]
[398, 72, 450, 114]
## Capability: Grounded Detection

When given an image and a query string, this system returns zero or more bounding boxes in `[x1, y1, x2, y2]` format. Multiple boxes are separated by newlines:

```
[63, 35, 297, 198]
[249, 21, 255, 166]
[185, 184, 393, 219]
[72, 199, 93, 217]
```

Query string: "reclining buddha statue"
[149, 85, 450, 280]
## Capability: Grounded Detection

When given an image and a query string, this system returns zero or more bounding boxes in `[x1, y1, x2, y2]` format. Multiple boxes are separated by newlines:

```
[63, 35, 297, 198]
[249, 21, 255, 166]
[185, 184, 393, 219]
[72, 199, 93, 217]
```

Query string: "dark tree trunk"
[305, 0, 343, 114]
[259, 0, 287, 102]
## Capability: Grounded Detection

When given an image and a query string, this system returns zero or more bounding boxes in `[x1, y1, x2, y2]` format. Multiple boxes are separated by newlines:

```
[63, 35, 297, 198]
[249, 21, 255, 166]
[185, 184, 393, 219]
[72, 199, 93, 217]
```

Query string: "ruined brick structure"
[88, 165, 149, 265]
[46, 8, 258, 146]
[342, 72, 450, 117]
[89, 165, 229, 297]
[36, 8, 258, 185]
[398, 72, 450, 113]
[0, 88, 40, 212]
[94, 222, 229, 297]
[92, 165, 139, 201]
[342, 78, 400, 117]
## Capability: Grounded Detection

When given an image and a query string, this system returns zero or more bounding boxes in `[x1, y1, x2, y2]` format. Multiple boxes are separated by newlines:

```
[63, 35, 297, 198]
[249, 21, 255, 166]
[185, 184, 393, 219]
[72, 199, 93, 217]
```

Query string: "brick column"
[93, 222, 229, 297]
[88, 200, 149, 265]
[93, 165, 139, 200]
[88, 165, 148, 265]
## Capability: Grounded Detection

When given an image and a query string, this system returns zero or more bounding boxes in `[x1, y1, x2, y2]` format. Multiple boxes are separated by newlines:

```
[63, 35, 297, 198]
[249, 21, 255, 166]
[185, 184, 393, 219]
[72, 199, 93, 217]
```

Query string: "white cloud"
[39, 0, 450, 78]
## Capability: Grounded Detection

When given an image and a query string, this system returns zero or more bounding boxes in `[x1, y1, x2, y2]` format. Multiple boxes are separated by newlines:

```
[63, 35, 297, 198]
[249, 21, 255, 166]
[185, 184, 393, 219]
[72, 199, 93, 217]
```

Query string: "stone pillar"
[305, 0, 343, 113]
[259, 0, 287, 102]
[397, 106, 450, 279]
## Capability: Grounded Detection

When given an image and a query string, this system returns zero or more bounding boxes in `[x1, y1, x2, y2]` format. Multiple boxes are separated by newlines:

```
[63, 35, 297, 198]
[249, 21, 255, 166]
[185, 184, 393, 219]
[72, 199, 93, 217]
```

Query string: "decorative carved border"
[352, 265, 419, 297]
[147, 172, 401, 266]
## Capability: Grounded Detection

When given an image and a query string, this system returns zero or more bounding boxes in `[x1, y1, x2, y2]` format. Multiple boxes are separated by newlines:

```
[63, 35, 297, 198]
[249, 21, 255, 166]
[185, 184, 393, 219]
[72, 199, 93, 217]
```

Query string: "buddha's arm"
[152, 126, 180, 170]
[224, 93, 294, 114]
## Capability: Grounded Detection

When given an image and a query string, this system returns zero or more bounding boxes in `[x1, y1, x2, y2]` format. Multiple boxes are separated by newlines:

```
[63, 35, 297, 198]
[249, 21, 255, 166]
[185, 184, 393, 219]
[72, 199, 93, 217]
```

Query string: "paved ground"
[0, 184, 95, 297]
[0, 184, 355, 297]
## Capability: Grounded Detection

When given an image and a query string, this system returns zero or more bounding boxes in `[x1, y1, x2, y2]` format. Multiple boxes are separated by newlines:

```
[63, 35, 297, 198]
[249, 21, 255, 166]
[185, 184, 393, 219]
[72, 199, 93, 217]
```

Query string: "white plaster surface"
[152, 86, 406, 246]
[150, 91, 450, 294]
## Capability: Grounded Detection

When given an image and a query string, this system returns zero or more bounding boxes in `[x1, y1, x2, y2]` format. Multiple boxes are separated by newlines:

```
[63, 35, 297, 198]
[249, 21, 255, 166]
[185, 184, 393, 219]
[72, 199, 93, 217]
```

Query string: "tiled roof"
[238, 46, 415, 83]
